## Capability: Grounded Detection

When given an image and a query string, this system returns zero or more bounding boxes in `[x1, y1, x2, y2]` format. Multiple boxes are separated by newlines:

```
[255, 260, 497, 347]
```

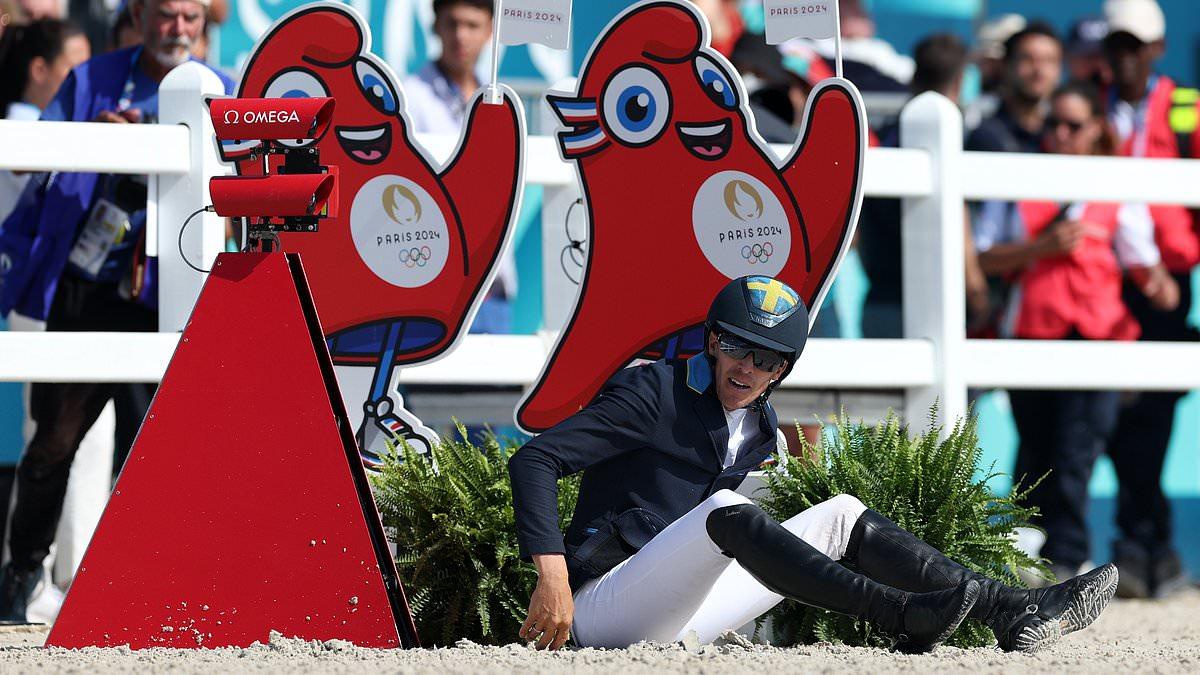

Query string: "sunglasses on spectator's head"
[716, 333, 787, 372]
[1045, 116, 1087, 134]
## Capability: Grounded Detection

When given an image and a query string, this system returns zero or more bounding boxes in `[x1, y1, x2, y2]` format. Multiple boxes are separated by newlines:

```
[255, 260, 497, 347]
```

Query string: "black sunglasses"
[1045, 116, 1087, 134]
[716, 333, 787, 372]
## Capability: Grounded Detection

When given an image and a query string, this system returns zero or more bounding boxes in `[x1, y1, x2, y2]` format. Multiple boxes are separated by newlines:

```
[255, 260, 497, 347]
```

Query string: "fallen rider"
[509, 275, 1117, 652]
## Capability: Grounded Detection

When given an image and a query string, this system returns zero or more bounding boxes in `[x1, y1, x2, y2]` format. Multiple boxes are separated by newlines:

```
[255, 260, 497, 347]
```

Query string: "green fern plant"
[757, 409, 1047, 648]
[371, 426, 579, 646]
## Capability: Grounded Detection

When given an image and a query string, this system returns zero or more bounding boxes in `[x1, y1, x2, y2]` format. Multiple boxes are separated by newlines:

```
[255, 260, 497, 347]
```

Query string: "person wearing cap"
[809, 0, 911, 94]
[1065, 17, 1112, 91]
[0, 0, 233, 623]
[1101, 0, 1199, 600]
[509, 275, 1116, 652]
[725, 33, 806, 145]
[974, 14, 1026, 96]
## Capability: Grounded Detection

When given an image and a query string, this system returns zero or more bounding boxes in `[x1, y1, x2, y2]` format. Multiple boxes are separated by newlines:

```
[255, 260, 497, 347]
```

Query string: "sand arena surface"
[1, 589, 1197, 673]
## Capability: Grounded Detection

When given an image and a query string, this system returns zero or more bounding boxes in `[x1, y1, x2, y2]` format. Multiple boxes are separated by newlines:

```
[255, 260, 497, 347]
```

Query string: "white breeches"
[571, 490, 868, 648]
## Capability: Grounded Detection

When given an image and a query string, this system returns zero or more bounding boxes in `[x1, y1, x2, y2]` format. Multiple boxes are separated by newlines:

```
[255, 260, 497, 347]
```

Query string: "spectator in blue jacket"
[0, 0, 233, 623]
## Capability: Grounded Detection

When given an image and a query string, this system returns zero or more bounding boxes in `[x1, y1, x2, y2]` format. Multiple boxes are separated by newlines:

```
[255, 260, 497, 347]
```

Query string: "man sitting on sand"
[508, 275, 1117, 651]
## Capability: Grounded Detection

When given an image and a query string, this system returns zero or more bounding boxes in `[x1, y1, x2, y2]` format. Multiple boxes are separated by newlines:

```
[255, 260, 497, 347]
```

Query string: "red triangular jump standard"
[46, 252, 419, 649]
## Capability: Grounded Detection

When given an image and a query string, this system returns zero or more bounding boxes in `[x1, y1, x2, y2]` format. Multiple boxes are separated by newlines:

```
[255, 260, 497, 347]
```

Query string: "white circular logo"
[351, 175, 450, 288]
[692, 171, 790, 279]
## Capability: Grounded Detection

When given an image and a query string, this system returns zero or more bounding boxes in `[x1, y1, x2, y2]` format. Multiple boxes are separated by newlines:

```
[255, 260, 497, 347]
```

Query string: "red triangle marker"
[46, 253, 419, 649]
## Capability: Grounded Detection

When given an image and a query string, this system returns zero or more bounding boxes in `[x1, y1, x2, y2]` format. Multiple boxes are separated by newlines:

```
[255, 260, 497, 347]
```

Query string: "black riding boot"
[0, 562, 43, 624]
[844, 508, 1119, 652]
[706, 504, 979, 653]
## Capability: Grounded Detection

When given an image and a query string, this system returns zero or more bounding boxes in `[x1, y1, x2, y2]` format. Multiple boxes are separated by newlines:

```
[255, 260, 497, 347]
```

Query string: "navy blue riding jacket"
[508, 354, 780, 590]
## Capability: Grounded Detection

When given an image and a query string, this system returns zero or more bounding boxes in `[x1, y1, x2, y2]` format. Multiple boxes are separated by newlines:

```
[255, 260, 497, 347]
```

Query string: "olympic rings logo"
[741, 242, 774, 265]
[399, 246, 432, 268]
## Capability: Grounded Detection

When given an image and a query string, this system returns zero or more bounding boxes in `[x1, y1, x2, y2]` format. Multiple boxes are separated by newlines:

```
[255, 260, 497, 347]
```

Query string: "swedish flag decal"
[745, 276, 800, 327]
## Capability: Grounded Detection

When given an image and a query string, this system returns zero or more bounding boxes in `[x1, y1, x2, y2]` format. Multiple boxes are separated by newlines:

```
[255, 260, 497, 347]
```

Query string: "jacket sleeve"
[0, 171, 51, 318]
[508, 365, 661, 560]
[1149, 204, 1200, 271]
[39, 70, 77, 123]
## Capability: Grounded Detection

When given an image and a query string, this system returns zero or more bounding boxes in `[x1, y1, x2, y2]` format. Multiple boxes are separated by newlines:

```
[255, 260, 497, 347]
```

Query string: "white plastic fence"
[2, 64, 1200, 432]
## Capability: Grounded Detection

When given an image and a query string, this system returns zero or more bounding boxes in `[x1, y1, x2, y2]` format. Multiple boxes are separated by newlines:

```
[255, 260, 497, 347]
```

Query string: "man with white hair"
[0, 0, 233, 623]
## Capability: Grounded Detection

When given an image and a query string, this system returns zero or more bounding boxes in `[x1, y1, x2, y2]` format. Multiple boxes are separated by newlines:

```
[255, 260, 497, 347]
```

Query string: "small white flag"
[763, 0, 839, 45]
[497, 0, 572, 51]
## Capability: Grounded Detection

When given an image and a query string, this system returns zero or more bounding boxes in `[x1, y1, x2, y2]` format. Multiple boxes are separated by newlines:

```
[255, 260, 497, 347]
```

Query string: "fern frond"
[760, 407, 1047, 649]
[373, 432, 580, 646]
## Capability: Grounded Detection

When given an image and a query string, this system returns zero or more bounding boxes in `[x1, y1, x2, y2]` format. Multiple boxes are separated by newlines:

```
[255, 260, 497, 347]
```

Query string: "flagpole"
[833, 0, 844, 78]
[488, 0, 504, 104]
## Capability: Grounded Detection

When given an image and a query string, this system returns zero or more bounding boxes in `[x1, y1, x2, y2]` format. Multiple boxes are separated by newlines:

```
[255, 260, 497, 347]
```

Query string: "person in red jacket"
[1102, 0, 1199, 599]
[973, 80, 1175, 583]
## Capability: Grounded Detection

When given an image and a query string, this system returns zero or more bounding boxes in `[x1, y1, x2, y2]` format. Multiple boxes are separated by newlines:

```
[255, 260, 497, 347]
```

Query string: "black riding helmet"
[704, 275, 810, 386]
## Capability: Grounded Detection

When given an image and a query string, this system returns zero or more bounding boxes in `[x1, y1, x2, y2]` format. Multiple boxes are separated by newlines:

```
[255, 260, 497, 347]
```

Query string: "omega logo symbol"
[222, 109, 302, 125]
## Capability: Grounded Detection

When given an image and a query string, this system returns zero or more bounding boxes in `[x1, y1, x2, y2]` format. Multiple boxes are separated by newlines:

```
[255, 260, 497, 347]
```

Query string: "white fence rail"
[1, 69, 1198, 431]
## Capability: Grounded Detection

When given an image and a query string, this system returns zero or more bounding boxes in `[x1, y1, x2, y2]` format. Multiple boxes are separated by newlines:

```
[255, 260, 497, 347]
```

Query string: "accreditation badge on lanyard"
[67, 47, 144, 280]
[68, 198, 130, 278]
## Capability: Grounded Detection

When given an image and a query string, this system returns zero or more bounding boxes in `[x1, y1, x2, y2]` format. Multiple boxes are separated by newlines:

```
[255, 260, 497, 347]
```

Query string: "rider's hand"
[520, 554, 574, 650]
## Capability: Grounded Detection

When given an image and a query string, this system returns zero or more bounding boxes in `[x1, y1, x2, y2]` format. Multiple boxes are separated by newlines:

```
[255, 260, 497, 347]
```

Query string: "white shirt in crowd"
[1109, 95, 1152, 158]
[402, 61, 488, 136]
[402, 61, 517, 301]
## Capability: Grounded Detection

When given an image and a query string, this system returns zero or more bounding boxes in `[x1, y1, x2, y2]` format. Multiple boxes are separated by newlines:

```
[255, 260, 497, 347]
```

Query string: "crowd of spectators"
[968, 1, 1195, 600]
[0, 0, 1195, 623]
[881, 0, 1192, 599]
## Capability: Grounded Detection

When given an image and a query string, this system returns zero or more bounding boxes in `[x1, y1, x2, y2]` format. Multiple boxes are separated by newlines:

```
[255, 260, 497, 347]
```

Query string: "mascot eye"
[601, 65, 671, 147]
[355, 59, 400, 116]
[264, 69, 329, 100]
[694, 55, 738, 110]
[263, 69, 330, 147]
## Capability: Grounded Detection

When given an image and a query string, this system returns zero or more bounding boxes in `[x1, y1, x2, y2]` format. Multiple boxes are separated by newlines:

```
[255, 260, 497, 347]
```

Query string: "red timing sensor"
[207, 96, 339, 238]
[209, 97, 334, 141]
[209, 172, 338, 219]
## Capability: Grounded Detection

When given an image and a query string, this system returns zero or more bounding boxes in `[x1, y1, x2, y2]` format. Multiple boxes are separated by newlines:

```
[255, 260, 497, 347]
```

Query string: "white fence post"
[156, 62, 228, 332]
[899, 92, 967, 433]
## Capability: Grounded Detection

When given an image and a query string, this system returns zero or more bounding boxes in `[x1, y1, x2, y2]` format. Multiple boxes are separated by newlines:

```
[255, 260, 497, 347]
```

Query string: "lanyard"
[116, 47, 144, 113]
[1111, 75, 1157, 158]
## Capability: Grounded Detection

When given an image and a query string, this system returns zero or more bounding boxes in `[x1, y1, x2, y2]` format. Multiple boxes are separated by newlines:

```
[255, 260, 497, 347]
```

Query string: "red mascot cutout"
[225, 2, 525, 464]
[515, 0, 866, 433]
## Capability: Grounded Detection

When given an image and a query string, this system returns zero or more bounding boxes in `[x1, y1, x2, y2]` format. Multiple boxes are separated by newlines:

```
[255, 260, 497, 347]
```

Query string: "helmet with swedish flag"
[705, 275, 809, 385]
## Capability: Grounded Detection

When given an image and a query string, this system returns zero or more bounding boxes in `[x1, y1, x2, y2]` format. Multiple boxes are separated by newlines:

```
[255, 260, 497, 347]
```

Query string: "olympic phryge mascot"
[225, 3, 525, 463]
[516, 0, 866, 433]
